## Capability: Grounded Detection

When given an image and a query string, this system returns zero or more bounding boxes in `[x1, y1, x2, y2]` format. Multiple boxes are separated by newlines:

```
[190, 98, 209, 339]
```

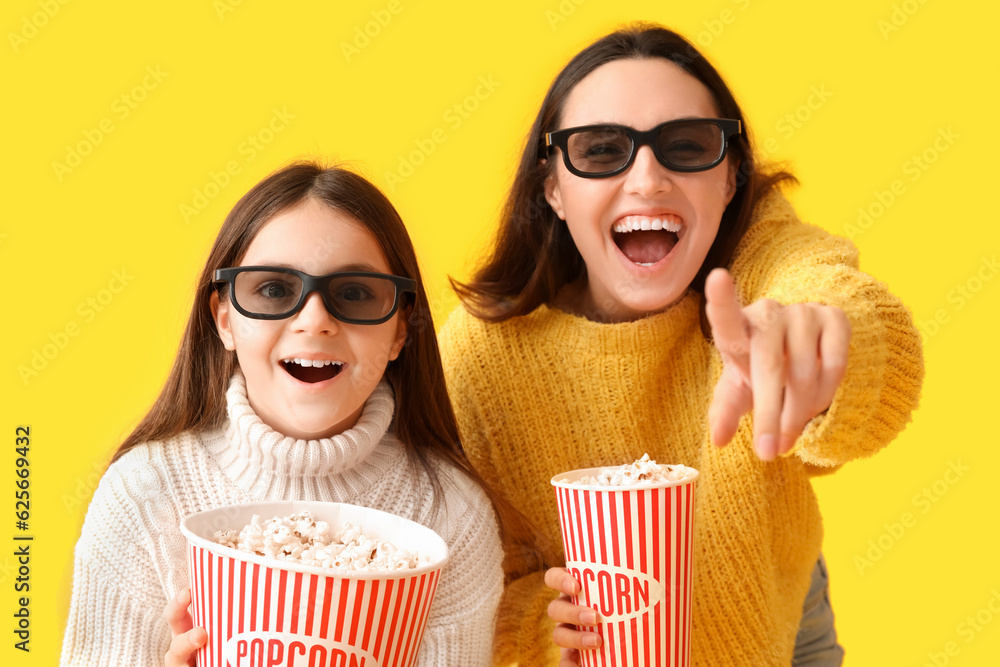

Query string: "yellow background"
[3, 0, 998, 665]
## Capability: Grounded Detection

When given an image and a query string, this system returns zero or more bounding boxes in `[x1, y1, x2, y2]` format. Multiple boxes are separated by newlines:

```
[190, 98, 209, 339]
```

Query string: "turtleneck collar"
[201, 371, 396, 495]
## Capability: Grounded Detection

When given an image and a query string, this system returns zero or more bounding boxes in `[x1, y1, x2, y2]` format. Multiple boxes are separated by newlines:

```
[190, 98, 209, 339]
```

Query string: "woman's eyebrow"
[581, 114, 707, 126]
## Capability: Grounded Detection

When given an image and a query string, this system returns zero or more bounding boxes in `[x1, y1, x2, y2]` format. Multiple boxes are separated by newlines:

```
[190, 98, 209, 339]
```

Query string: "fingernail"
[581, 610, 598, 625]
[779, 434, 795, 454]
[756, 434, 776, 460]
[564, 580, 579, 596]
[583, 634, 602, 648]
[711, 430, 727, 448]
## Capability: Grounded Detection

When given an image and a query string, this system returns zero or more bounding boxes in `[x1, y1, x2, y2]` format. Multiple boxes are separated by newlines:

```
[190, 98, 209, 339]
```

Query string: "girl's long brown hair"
[113, 161, 515, 526]
[452, 23, 795, 325]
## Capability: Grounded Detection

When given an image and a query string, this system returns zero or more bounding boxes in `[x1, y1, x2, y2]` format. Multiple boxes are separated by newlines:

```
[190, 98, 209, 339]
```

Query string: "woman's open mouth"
[281, 358, 345, 383]
[611, 215, 681, 266]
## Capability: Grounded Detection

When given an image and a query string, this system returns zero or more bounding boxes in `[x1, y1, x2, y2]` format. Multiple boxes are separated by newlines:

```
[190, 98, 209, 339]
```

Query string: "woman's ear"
[210, 291, 237, 351]
[542, 161, 567, 221]
[724, 159, 740, 205]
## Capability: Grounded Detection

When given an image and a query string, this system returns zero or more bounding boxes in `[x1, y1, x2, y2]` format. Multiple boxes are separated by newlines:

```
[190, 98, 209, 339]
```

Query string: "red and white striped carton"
[180, 501, 449, 667]
[551, 466, 698, 667]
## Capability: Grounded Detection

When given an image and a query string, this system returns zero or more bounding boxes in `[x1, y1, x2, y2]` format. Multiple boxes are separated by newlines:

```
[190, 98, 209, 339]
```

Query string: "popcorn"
[565, 454, 696, 487]
[214, 511, 427, 571]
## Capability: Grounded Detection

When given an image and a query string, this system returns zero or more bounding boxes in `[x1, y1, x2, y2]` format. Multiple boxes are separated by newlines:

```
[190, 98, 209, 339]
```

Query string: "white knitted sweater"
[60, 373, 503, 666]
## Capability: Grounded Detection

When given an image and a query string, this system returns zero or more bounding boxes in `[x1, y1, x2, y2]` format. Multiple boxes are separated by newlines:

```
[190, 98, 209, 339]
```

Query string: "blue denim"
[792, 554, 845, 665]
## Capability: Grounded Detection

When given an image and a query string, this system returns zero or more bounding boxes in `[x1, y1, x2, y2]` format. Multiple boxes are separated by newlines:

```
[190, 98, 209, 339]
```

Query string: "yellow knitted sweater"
[438, 192, 924, 666]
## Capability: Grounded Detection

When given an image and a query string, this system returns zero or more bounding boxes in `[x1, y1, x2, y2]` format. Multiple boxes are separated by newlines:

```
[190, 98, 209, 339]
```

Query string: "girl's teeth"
[285, 358, 341, 368]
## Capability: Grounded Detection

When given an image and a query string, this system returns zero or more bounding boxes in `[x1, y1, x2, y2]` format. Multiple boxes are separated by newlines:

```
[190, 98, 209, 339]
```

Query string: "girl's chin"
[280, 423, 346, 440]
[267, 411, 358, 440]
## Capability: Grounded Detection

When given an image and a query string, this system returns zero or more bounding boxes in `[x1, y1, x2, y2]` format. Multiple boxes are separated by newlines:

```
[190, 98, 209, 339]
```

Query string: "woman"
[439, 24, 923, 666]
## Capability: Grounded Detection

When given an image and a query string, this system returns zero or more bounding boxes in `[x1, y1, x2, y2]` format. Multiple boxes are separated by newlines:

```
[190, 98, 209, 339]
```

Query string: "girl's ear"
[388, 307, 409, 361]
[210, 291, 237, 351]
[543, 162, 567, 221]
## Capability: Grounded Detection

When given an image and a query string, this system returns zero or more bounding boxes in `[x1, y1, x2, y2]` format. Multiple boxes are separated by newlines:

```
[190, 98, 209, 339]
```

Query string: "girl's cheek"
[231, 318, 265, 344]
[356, 341, 399, 382]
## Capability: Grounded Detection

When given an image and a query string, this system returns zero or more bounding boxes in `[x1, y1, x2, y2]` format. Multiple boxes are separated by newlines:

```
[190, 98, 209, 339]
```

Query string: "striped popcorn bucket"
[180, 501, 449, 667]
[551, 467, 698, 667]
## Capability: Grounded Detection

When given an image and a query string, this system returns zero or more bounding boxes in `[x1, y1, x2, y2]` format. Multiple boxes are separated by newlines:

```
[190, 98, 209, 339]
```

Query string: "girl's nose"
[622, 145, 674, 198]
[291, 292, 340, 334]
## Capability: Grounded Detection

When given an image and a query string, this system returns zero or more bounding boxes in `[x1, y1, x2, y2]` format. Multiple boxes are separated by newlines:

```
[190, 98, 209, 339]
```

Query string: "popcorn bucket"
[551, 467, 698, 667]
[180, 501, 449, 667]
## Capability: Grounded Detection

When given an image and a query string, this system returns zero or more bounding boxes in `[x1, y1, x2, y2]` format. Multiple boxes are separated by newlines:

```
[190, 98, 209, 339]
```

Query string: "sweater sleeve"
[60, 458, 173, 666]
[414, 463, 505, 667]
[439, 309, 562, 666]
[729, 192, 925, 468]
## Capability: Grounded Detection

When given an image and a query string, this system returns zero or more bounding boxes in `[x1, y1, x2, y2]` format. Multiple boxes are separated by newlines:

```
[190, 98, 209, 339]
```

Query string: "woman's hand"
[163, 587, 207, 667]
[544, 567, 602, 666]
[705, 268, 850, 460]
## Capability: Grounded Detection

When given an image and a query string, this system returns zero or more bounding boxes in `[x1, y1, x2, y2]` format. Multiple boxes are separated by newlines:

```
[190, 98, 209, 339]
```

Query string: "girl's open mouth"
[611, 216, 682, 266]
[281, 359, 345, 383]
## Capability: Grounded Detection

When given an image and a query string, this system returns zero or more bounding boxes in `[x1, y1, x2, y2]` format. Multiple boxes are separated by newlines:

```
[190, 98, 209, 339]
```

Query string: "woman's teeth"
[611, 215, 682, 266]
[612, 216, 682, 234]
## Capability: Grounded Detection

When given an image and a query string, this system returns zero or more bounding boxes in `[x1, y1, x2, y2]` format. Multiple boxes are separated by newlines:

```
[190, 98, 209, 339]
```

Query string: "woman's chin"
[605, 278, 689, 316]
[579, 291, 683, 322]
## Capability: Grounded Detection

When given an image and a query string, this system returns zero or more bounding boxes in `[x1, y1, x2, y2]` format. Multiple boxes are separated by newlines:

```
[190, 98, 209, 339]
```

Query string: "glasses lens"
[566, 127, 633, 174]
[655, 122, 725, 169]
[327, 275, 398, 321]
[233, 270, 303, 316]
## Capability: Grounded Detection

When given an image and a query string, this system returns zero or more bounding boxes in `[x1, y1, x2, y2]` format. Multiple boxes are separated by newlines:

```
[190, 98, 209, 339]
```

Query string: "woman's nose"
[622, 145, 674, 197]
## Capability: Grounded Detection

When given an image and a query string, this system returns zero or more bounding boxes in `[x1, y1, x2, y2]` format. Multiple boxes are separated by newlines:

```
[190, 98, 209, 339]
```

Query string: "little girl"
[439, 24, 924, 666]
[59, 161, 504, 666]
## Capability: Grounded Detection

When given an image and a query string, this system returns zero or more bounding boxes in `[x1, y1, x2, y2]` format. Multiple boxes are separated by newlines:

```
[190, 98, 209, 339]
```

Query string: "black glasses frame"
[214, 266, 417, 324]
[543, 118, 742, 178]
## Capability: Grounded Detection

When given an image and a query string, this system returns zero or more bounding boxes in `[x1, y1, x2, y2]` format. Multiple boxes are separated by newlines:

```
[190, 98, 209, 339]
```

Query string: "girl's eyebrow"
[253, 261, 382, 273]
[331, 262, 382, 273]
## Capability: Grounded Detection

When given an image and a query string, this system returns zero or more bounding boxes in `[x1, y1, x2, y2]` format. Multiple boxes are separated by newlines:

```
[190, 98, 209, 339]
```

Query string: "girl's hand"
[705, 268, 850, 460]
[163, 587, 207, 667]
[544, 567, 602, 666]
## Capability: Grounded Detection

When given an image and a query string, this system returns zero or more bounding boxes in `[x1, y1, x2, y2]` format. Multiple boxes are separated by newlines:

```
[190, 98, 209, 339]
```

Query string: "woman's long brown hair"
[452, 23, 795, 326]
[112, 161, 516, 527]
